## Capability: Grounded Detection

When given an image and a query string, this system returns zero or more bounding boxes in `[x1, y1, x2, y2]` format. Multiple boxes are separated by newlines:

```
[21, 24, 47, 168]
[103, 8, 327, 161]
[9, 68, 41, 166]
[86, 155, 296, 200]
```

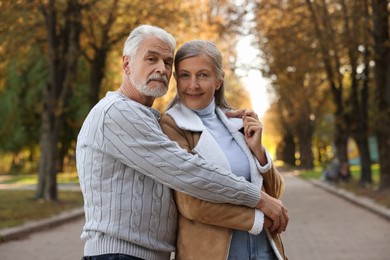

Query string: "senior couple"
[76, 24, 288, 260]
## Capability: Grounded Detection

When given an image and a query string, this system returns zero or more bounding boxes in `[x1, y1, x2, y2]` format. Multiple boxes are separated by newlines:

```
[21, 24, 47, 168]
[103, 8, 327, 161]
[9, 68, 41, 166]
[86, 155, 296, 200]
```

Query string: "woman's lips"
[186, 93, 202, 98]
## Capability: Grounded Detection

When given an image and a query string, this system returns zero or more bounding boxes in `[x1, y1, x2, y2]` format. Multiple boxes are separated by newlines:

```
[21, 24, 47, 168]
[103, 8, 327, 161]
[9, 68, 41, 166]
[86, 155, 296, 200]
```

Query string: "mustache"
[147, 74, 168, 85]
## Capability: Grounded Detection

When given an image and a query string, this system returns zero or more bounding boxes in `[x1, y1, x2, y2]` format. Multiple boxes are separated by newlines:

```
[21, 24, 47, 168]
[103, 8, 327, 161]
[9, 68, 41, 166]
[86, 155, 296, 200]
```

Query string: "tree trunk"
[306, 0, 349, 167]
[36, 96, 58, 200]
[355, 137, 372, 185]
[333, 119, 349, 165]
[89, 49, 107, 108]
[36, 0, 82, 201]
[297, 120, 315, 169]
[282, 131, 296, 166]
[340, 0, 372, 185]
[372, 0, 390, 192]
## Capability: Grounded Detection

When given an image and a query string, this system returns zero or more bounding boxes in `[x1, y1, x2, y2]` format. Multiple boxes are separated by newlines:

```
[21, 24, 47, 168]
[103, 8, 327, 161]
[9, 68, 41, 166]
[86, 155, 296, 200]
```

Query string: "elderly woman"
[160, 40, 288, 260]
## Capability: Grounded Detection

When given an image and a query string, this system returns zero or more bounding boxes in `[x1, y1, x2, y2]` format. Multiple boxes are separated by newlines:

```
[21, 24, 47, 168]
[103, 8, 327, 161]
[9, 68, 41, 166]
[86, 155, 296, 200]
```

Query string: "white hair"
[123, 25, 176, 59]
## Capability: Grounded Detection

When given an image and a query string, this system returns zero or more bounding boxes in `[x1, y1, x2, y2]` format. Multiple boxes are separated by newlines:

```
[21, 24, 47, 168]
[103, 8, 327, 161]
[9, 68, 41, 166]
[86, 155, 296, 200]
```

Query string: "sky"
[235, 35, 272, 118]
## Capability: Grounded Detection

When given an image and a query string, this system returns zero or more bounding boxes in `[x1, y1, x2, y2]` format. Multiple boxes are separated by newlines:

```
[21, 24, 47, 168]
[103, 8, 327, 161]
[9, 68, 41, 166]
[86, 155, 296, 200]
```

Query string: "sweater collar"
[166, 102, 243, 132]
[193, 99, 216, 117]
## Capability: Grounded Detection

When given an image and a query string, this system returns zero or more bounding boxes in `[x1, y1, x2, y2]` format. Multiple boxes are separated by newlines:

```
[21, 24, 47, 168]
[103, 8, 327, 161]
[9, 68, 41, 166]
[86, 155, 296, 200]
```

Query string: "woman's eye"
[199, 73, 208, 77]
[179, 73, 189, 78]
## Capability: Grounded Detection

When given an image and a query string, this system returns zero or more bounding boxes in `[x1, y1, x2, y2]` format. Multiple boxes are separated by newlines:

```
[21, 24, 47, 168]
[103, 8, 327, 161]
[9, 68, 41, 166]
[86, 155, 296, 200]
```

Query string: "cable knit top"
[76, 91, 261, 260]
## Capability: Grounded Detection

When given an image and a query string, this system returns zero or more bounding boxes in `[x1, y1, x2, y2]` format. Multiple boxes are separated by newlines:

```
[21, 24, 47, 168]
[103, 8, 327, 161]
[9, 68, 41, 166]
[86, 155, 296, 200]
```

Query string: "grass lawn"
[0, 172, 83, 230]
[0, 171, 80, 185]
[0, 190, 83, 229]
[298, 164, 390, 208]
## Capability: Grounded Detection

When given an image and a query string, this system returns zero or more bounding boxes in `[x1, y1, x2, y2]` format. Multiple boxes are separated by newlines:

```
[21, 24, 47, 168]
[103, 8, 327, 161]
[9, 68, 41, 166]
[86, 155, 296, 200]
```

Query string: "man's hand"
[257, 190, 289, 234]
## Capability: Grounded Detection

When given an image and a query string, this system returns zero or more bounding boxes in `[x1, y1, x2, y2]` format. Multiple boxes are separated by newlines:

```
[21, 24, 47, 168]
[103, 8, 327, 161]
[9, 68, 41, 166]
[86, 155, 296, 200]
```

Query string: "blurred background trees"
[0, 0, 388, 201]
[254, 0, 389, 190]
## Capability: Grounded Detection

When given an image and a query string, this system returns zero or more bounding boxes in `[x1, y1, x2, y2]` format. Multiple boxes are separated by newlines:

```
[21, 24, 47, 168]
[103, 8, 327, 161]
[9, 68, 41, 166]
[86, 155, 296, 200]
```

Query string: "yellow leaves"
[17, 16, 24, 24]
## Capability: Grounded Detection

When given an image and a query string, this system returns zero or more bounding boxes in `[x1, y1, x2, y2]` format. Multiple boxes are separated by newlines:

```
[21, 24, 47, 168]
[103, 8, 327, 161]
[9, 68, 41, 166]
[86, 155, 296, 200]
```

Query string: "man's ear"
[123, 56, 131, 75]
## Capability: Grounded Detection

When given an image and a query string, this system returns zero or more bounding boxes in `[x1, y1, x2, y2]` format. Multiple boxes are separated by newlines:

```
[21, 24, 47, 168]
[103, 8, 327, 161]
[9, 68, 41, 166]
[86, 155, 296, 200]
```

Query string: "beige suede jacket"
[160, 104, 287, 260]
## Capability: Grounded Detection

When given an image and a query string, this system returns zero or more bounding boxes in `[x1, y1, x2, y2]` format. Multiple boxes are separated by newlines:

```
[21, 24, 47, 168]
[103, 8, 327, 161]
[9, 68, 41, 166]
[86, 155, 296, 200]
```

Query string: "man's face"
[128, 37, 174, 98]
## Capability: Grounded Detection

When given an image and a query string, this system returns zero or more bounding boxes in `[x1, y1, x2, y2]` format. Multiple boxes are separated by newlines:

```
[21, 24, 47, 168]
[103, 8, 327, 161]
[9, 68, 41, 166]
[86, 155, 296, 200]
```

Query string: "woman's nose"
[189, 76, 199, 89]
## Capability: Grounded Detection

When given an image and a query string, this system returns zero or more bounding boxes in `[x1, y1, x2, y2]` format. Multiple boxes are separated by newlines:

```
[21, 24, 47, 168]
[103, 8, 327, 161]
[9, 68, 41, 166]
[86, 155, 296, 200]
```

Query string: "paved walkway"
[1, 172, 389, 260]
[281, 173, 390, 260]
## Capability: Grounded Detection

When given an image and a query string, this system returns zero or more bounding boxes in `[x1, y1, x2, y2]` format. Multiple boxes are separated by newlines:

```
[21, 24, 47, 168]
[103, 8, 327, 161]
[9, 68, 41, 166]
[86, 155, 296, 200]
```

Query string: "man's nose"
[156, 60, 166, 74]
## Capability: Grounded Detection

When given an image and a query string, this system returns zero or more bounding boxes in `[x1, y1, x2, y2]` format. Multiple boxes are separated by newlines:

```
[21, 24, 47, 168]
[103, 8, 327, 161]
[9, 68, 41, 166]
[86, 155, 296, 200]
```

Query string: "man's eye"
[147, 57, 157, 62]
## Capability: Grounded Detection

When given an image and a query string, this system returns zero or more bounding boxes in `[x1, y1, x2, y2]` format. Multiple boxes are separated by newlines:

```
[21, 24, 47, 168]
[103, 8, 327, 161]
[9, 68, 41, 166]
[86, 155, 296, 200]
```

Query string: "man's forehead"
[140, 37, 173, 57]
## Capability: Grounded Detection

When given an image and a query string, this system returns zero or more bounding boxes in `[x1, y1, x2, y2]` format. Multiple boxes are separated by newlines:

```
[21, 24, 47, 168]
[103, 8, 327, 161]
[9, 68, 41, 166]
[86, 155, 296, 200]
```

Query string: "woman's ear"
[216, 72, 225, 90]
[173, 71, 177, 80]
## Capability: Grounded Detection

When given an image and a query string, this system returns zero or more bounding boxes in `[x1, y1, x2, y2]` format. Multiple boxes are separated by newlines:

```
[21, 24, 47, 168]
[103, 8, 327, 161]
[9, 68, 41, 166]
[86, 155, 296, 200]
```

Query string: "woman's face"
[175, 54, 223, 110]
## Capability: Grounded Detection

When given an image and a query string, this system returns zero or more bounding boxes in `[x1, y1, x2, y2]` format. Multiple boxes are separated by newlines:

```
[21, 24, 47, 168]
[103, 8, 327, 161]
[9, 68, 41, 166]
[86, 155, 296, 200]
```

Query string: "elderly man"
[76, 24, 288, 260]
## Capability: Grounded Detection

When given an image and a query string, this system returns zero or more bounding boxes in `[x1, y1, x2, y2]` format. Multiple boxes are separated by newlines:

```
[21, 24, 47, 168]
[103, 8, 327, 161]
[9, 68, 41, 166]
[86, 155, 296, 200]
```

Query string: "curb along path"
[309, 178, 390, 221]
[0, 207, 84, 242]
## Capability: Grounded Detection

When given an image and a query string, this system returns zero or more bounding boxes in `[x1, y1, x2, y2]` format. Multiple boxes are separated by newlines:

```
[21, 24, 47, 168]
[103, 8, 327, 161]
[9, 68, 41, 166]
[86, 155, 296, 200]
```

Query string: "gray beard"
[131, 75, 167, 98]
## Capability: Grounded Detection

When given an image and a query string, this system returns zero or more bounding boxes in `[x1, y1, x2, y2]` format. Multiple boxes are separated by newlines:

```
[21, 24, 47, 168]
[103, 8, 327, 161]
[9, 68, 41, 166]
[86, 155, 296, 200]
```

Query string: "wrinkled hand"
[225, 109, 259, 120]
[257, 190, 289, 234]
[226, 109, 263, 151]
[264, 216, 279, 236]
[227, 109, 267, 164]
[243, 115, 264, 155]
[264, 216, 273, 229]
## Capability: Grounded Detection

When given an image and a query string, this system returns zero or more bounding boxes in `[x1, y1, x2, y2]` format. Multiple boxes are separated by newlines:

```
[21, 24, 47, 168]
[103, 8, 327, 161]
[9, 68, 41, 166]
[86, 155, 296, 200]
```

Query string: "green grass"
[0, 171, 80, 185]
[0, 171, 83, 230]
[299, 164, 380, 183]
[298, 164, 390, 208]
[0, 189, 83, 229]
[297, 166, 323, 180]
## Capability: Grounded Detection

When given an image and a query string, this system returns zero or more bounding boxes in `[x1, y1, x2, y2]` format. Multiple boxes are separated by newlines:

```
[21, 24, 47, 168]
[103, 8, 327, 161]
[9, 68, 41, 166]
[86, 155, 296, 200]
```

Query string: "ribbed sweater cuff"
[245, 183, 261, 208]
[84, 235, 171, 260]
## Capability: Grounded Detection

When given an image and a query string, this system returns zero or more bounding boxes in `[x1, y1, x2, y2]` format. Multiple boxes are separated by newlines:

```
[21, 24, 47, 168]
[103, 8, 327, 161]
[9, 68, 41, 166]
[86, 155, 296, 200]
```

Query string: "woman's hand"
[257, 190, 289, 234]
[243, 113, 267, 165]
[226, 109, 267, 165]
[243, 114, 263, 151]
[225, 108, 258, 120]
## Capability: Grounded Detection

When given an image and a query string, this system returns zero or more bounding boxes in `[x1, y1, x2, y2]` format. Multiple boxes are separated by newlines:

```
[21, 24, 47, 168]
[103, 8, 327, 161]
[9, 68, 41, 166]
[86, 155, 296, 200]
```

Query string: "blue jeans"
[82, 254, 143, 260]
[228, 230, 276, 260]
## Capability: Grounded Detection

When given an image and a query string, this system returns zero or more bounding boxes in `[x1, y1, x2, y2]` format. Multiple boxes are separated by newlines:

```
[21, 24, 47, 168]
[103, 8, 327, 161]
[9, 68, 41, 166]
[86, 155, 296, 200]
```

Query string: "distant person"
[322, 157, 340, 182]
[76, 25, 288, 260]
[160, 40, 288, 260]
[322, 157, 351, 183]
[338, 162, 351, 182]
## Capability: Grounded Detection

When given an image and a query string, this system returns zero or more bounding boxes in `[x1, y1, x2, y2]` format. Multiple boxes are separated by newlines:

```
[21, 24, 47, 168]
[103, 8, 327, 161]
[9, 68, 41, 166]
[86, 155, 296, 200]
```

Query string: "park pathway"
[281, 172, 390, 260]
[0, 172, 389, 260]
